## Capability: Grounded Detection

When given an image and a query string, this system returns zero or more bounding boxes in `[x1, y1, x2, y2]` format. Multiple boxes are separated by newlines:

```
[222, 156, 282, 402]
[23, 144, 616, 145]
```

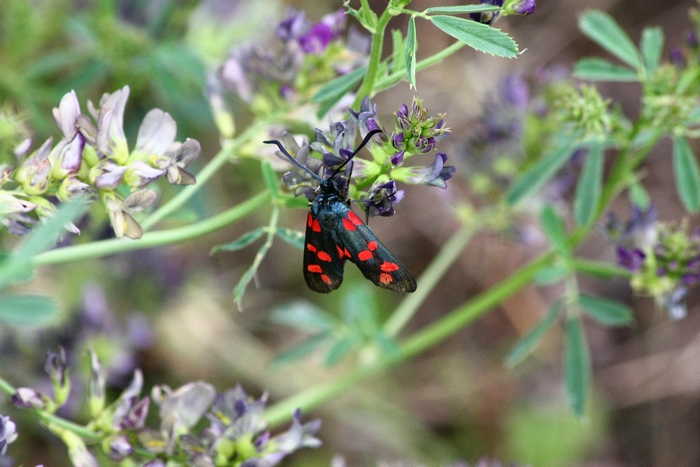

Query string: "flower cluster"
[219, 9, 369, 113]
[11, 349, 321, 467]
[606, 204, 700, 319]
[275, 97, 454, 218]
[1, 87, 201, 238]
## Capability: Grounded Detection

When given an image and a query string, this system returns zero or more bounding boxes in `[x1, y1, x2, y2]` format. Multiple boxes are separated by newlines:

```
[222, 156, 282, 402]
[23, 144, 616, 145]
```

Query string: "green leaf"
[534, 265, 568, 285]
[390, 29, 406, 73]
[324, 332, 361, 366]
[405, 16, 417, 89]
[273, 332, 331, 366]
[628, 180, 651, 209]
[430, 15, 518, 58]
[275, 228, 305, 250]
[578, 294, 634, 326]
[0, 294, 57, 326]
[16, 201, 87, 258]
[282, 195, 311, 210]
[341, 285, 378, 334]
[372, 331, 401, 358]
[211, 227, 265, 253]
[540, 206, 570, 258]
[261, 160, 280, 199]
[640, 27, 664, 74]
[579, 10, 642, 69]
[573, 57, 638, 82]
[0, 201, 87, 291]
[574, 143, 604, 226]
[426, 5, 501, 14]
[269, 300, 336, 332]
[313, 65, 366, 118]
[565, 317, 591, 416]
[573, 259, 630, 279]
[506, 301, 563, 367]
[506, 141, 576, 206]
[672, 137, 700, 212]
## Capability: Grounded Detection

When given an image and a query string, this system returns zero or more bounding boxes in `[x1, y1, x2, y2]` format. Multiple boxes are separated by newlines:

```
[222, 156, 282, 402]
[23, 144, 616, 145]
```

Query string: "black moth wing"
[303, 210, 347, 293]
[335, 207, 417, 293]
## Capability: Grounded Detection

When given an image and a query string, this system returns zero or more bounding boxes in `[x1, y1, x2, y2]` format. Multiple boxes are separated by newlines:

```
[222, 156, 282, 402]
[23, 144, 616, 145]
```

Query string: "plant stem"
[352, 10, 393, 107]
[32, 191, 271, 266]
[0, 376, 100, 440]
[142, 115, 279, 231]
[0, 376, 15, 395]
[374, 41, 465, 93]
[383, 218, 481, 337]
[263, 251, 551, 427]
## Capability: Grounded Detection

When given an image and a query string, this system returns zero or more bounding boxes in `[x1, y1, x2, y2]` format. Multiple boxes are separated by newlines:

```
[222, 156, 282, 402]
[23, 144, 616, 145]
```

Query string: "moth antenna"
[264, 140, 323, 182]
[330, 129, 383, 179]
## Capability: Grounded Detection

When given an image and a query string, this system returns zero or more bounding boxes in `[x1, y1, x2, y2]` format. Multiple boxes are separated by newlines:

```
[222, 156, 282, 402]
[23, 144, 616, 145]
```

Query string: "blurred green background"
[1, 0, 699, 466]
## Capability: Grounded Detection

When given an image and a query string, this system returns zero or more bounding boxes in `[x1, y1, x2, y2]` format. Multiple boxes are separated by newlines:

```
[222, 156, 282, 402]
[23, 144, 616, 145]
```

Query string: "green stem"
[374, 41, 466, 94]
[352, 10, 393, 107]
[142, 115, 279, 231]
[32, 192, 271, 266]
[263, 251, 551, 427]
[40, 413, 100, 441]
[0, 376, 100, 440]
[383, 218, 481, 337]
[0, 376, 15, 395]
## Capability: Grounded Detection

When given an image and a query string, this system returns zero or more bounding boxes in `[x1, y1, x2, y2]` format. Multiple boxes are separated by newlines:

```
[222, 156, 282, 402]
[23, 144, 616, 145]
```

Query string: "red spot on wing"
[379, 273, 393, 284]
[317, 251, 332, 262]
[307, 264, 322, 273]
[307, 213, 313, 227]
[344, 247, 351, 258]
[312, 218, 321, 232]
[336, 245, 345, 258]
[380, 261, 400, 272]
[342, 217, 356, 231]
[358, 250, 373, 261]
[347, 211, 363, 226]
[321, 274, 332, 285]
[367, 241, 378, 251]
[306, 243, 317, 252]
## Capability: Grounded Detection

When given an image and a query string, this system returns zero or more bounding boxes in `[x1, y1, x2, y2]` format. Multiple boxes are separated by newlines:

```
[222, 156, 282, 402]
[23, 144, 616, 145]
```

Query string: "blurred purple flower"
[616, 246, 645, 272]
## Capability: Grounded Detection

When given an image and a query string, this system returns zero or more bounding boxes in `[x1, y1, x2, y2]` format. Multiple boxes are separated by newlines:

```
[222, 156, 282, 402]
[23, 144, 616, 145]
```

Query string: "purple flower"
[0, 415, 17, 456]
[107, 435, 133, 462]
[498, 74, 530, 109]
[276, 10, 308, 41]
[616, 246, 645, 272]
[362, 180, 405, 217]
[513, 0, 536, 15]
[660, 286, 689, 320]
[12, 387, 51, 410]
[299, 10, 346, 54]
[259, 409, 321, 466]
[393, 152, 455, 188]
[349, 97, 381, 138]
[671, 47, 687, 68]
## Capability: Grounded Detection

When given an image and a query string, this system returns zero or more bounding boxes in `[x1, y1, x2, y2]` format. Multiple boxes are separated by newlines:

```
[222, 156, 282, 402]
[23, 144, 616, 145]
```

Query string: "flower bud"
[44, 347, 70, 407]
[87, 349, 106, 418]
[16, 138, 53, 195]
[12, 387, 52, 411]
[105, 435, 133, 462]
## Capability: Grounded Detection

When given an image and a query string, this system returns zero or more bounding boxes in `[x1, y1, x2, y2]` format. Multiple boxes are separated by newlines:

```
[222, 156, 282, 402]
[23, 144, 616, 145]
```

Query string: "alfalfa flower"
[103, 189, 159, 239]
